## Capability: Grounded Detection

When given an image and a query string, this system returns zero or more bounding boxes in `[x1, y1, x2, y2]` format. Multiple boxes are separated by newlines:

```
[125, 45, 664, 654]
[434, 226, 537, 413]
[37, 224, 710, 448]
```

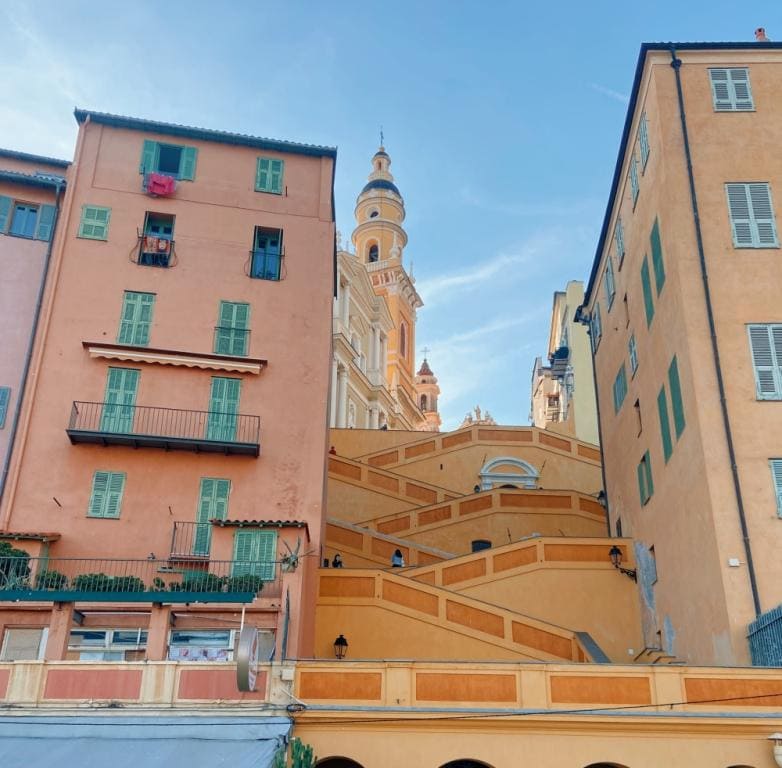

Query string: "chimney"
[755, 27, 770, 42]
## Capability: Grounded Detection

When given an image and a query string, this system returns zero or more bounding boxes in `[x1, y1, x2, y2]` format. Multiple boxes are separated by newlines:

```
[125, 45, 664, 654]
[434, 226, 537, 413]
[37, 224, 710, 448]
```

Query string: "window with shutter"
[629, 157, 640, 207]
[35, 204, 56, 241]
[0, 387, 10, 429]
[770, 460, 782, 517]
[637, 451, 653, 505]
[747, 324, 782, 399]
[613, 365, 627, 414]
[139, 140, 197, 180]
[78, 205, 111, 240]
[604, 257, 616, 309]
[591, 304, 602, 352]
[668, 355, 686, 438]
[215, 301, 250, 356]
[657, 386, 673, 463]
[232, 530, 277, 580]
[206, 377, 241, 441]
[628, 334, 638, 375]
[9, 203, 39, 238]
[87, 471, 126, 518]
[118, 291, 155, 346]
[194, 478, 230, 555]
[639, 112, 650, 169]
[614, 218, 625, 265]
[100, 367, 139, 433]
[726, 183, 778, 248]
[0, 196, 11, 233]
[641, 257, 654, 327]
[709, 68, 754, 111]
[650, 218, 666, 294]
[255, 157, 284, 194]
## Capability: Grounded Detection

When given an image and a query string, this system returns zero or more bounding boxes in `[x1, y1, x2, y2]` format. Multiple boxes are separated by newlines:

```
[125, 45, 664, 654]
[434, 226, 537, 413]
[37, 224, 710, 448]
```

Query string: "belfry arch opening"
[368, 242, 379, 263]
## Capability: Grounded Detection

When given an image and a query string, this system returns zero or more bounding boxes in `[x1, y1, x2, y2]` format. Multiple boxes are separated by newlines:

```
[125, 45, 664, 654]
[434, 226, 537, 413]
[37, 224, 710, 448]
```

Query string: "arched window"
[369, 209, 379, 219]
[420, 394, 428, 411]
[368, 243, 379, 262]
[400, 322, 407, 360]
[316, 759, 366, 768]
[439, 761, 495, 768]
[479, 456, 539, 491]
[583, 763, 631, 768]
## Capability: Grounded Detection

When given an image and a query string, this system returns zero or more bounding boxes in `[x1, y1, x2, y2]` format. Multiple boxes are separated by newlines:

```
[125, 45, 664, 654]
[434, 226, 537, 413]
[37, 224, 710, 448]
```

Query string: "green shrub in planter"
[72, 572, 113, 592]
[174, 572, 226, 592]
[0, 542, 30, 587]
[110, 575, 145, 592]
[226, 574, 265, 593]
[35, 570, 67, 589]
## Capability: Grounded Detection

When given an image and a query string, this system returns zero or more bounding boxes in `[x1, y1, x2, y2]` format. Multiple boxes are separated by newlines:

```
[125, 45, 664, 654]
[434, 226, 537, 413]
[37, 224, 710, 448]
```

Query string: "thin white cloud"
[459, 186, 602, 219]
[589, 83, 630, 105]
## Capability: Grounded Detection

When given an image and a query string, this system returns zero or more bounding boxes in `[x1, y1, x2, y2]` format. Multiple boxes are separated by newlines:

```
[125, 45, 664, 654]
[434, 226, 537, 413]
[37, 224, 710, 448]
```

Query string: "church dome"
[360, 178, 401, 197]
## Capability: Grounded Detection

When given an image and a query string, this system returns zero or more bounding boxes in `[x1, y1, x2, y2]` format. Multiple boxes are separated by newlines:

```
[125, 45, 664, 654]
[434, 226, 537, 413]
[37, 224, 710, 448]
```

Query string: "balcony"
[0, 556, 281, 603]
[170, 521, 212, 560]
[550, 345, 570, 378]
[67, 402, 260, 456]
[136, 235, 176, 268]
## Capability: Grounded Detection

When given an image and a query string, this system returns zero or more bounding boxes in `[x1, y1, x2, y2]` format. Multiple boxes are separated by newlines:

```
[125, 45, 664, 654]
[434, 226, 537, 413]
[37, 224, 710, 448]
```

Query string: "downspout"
[575, 306, 611, 536]
[669, 47, 761, 617]
[0, 181, 64, 505]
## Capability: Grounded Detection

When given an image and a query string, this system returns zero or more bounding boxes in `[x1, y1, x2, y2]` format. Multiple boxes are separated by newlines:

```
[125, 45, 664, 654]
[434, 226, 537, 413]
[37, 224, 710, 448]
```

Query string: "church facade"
[331, 147, 441, 431]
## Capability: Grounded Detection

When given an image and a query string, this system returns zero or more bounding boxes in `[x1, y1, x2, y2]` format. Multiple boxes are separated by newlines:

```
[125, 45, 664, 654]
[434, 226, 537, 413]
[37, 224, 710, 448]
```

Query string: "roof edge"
[0, 147, 70, 168]
[583, 41, 782, 306]
[0, 169, 66, 189]
[74, 109, 337, 159]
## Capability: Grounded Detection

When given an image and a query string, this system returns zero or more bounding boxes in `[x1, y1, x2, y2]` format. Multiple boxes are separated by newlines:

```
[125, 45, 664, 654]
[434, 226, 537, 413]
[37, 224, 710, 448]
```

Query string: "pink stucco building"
[0, 111, 336, 663]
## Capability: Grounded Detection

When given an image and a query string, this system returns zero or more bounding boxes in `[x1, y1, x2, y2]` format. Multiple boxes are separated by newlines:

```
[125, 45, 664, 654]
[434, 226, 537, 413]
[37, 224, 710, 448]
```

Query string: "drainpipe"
[669, 46, 762, 617]
[0, 181, 64, 505]
[574, 306, 611, 536]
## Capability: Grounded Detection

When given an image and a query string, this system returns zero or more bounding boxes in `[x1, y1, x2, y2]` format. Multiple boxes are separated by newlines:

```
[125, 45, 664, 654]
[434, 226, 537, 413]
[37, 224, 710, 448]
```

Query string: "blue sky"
[1, 1, 777, 429]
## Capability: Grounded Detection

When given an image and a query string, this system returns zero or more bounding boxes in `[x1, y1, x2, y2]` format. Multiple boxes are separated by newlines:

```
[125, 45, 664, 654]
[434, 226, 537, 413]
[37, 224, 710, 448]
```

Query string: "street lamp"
[609, 545, 637, 582]
[333, 634, 349, 659]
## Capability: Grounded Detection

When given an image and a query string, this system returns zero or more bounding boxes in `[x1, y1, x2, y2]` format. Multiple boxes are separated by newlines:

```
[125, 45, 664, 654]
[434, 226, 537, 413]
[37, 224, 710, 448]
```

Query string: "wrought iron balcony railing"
[136, 235, 176, 268]
[0, 556, 281, 603]
[67, 402, 260, 456]
[171, 521, 213, 559]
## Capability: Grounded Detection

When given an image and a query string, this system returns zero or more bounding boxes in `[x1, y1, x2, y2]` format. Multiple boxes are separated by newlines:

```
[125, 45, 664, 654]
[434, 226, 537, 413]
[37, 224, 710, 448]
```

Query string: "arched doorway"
[479, 456, 539, 490]
[439, 761, 495, 768]
[584, 763, 631, 768]
[316, 759, 365, 768]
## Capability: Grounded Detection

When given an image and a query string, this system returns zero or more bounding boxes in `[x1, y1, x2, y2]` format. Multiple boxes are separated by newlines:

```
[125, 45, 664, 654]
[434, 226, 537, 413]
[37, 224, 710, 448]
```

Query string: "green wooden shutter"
[0, 196, 11, 233]
[613, 365, 627, 413]
[630, 158, 639, 206]
[729, 68, 754, 111]
[636, 458, 647, 506]
[140, 140, 158, 173]
[35, 204, 56, 241]
[255, 158, 270, 191]
[194, 478, 230, 555]
[100, 367, 139, 433]
[179, 146, 198, 180]
[614, 218, 625, 263]
[770, 460, 782, 517]
[87, 471, 125, 518]
[232, 531, 256, 576]
[668, 355, 686, 438]
[650, 219, 666, 294]
[0, 387, 10, 428]
[637, 451, 653, 505]
[88, 471, 110, 517]
[270, 159, 284, 194]
[628, 334, 638, 374]
[104, 472, 126, 518]
[604, 258, 615, 308]
[207, 377, 241, 441]
[215, 302, 249, 356]
[118, 292, 154, 346]
[255, 531, 277, 580]
[657, 387, 673, 463]
[641, 257, 655, 327]
[748, 183, 778, 247]
[78, 205, 111, 240]
[644, 451, 654, 499]
[639, 112, 650, 168]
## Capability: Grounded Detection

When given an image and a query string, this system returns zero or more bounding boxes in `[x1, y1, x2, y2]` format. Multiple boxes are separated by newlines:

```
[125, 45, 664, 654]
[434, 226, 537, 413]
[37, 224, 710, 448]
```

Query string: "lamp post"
[609, 545, 637, 582]
[333, 634, 348, 660]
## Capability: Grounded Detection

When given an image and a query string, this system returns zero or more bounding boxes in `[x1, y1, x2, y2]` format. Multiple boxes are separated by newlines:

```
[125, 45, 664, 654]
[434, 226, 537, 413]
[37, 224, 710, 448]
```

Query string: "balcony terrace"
[66, 401, 260, 456]
[0, 556, 281, 603]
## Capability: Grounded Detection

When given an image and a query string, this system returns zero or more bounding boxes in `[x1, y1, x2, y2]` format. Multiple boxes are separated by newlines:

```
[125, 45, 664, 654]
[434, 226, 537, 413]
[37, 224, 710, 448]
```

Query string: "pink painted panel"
[44, 668, 142, 699]
[177, 668, 268, 700]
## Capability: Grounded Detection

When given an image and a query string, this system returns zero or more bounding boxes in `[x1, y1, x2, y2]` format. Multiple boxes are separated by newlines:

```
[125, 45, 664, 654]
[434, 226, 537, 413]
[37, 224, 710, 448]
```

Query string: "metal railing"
[67, 402, 260, 455]
[213, 326, 250, 357]
[137, 236, 176, 268]
[0, 556, 281, 603]
[247, 249, 282, 281]
[171, 521, 213, 559]
[749, 603, 782, 665]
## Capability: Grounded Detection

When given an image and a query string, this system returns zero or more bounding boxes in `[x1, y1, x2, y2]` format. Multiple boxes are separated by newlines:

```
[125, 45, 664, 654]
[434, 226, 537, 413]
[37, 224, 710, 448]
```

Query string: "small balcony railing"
[247, 249, 282, 281]
[213, 326, 250, 357]
[136, 235, 176, 268]
[0, 556, 281, 603]
[171, 520, 213, 559]
[67, 402, 260, 456]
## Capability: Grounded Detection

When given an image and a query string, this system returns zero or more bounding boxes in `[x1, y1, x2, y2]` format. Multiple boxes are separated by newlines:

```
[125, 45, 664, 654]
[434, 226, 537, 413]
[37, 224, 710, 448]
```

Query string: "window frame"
[628, 334, 638, 376]
[215, 301, 250, 356]
[637, 450, 654, 505]
[591, 303, 603, 352]
[118, 291, 155, 346]
[604, 256, 616, 310]
[250, 226, 283, 281]
[87, 470, 127, 519]
[638, 112, 650, 170]
[78, 204, 112, 241]
[725, 182, 779, 249]
[709, 67, 754, 112]
[9, 202, 39, 238]
[629, 155, 640, 208]
[613, 364, 628, 414]
[770, 459, 782, 517]
[747, 323, 782, 400]
[614, 218, 625, 266]
[0, 387, 10, 429]
[255, 157, 284, 195]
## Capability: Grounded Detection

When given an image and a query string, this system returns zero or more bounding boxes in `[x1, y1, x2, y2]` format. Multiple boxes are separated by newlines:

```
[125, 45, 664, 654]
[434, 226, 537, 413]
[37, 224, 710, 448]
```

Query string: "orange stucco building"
[580, 39, 782, 668]
[0, 109, 337, 663]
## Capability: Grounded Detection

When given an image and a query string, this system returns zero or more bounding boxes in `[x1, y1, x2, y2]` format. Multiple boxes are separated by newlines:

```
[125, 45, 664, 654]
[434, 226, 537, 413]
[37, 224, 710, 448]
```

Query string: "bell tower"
[415, 357, 442, 432]
[352, 146, 423, 428]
